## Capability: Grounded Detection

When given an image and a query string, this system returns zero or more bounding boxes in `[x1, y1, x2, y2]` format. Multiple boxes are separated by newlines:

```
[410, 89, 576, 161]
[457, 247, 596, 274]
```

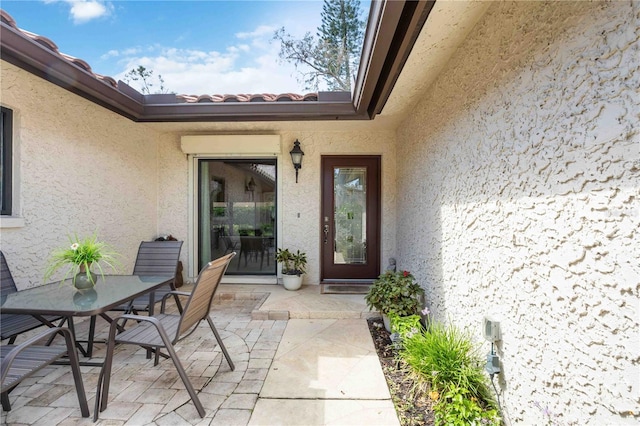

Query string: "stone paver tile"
[35, 366, 68, 384]
[161, 389, 190, 414]
[245, 329, 262, 343]
[231, 361, 249, 372]
[198, 393, 226, 411]
[135, 388, 178, 404]
[27, 384, 74, 406]
[246, 320, 264, 329]
[211, 371, 244, 383]
[243, 368, 268, 381]
[155, 411, 193, 426]
[235, 380, 263, 394]
[202, 381, 237, 396]
[123, 367, 165, 382]
[247, 358, 271, 369]
[248, 349, 276, 359]
[124, 403, 164, 425]
[150, 370, 180, 388]
[4, 405, 52, 424]
[252, 341, 279, 351]
[220, 394, 258, 410]
[50, 388, 89, 409]
[213, 408, 252, 426]
[251, 311, 268, 320]
[97, 401, 143, 421]
[114, 380, 153, 402]
[248, 399, 400, 426]
[174, 401, 207, 424]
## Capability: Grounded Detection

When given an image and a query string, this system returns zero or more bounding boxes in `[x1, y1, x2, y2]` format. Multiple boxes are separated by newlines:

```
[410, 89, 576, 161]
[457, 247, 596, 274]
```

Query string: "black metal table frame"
[0, 275, 174, 365]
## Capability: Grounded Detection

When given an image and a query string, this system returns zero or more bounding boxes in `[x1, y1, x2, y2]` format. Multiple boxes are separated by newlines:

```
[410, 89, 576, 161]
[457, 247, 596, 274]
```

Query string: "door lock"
[323, 225, 329, 244]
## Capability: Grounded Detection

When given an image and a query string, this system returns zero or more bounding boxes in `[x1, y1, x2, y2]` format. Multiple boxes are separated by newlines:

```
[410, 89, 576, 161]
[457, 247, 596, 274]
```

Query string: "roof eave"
[1, 1, 434, 123]
[0, 21, 143, 120]
[139, 101, 363, 122]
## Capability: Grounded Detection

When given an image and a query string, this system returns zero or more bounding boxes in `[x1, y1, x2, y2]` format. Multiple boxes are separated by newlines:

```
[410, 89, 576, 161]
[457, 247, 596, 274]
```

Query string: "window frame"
[1, 106, 13, 216]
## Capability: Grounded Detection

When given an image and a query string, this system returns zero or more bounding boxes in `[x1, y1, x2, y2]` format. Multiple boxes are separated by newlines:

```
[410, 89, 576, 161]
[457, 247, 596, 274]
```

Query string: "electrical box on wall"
[483, 316, 501, 342]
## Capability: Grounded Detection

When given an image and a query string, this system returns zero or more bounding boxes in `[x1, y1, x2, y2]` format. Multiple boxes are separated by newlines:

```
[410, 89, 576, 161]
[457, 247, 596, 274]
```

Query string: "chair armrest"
[1, 327, 73, 384]
[160, 291, 191, 313]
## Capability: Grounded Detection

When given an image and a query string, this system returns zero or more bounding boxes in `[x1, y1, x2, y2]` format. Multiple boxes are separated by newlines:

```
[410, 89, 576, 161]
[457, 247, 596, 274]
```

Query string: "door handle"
[323, 225, 329, 244]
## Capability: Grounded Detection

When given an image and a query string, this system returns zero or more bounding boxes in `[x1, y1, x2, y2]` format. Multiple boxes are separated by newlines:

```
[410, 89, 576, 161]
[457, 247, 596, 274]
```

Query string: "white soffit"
[181, 135, 281, 155]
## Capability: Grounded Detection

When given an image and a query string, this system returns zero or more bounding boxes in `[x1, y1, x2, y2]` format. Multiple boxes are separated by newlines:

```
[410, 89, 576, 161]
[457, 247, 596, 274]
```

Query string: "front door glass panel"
[333, 167, 367, 265]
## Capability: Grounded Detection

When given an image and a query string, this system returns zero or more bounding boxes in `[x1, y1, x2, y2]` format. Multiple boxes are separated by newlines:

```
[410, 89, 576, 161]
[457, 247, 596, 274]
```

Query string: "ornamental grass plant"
[44, 233, 120, 285]
[399, 321, 501, 425]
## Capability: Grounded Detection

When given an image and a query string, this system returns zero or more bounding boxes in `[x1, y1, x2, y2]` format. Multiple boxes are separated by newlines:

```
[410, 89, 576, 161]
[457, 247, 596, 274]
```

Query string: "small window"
[1, 107, 13, 216]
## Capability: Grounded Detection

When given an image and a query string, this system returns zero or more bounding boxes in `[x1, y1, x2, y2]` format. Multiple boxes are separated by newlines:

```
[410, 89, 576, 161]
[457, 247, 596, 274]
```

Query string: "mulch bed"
[367, 317, 435, 426]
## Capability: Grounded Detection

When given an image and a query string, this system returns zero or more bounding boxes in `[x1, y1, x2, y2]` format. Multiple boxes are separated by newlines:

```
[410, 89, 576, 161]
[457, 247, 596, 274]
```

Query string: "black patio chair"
[1, 327, 89, 417]
[0, 251, 63, 343]
[95, 252, 236, 420]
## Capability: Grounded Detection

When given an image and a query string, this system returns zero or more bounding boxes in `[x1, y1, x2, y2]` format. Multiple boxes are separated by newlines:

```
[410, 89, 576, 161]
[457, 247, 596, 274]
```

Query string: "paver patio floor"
[1, 284, 396, 425]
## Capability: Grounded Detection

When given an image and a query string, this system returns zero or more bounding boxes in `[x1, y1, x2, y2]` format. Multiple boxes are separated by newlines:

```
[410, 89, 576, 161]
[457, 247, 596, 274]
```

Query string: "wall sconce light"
[246, 177, 256, 193]
[289, 139, 304, 183]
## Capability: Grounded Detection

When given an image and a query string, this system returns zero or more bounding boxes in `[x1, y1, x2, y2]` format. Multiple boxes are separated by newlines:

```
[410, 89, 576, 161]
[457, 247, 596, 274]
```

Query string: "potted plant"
[275, 248, 307, 291]
[365, 270, 425, 331]
[44, 233, 120, 290]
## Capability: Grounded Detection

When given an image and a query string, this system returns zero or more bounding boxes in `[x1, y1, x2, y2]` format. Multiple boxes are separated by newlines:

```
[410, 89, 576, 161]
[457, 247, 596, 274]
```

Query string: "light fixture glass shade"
[289, 139, 304, 183]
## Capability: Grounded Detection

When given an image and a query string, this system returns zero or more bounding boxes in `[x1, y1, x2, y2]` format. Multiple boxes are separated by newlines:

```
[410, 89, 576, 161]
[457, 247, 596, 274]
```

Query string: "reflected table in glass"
[0, 275, 173, 360]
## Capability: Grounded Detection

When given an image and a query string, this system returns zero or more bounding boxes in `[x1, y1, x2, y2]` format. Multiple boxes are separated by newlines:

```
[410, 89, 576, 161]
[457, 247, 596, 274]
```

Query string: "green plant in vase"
[44, 233, 120, 289]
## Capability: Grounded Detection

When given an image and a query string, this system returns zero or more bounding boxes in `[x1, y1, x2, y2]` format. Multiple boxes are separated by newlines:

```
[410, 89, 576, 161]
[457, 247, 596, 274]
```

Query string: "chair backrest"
[176, 252, 235, 338]
[133, 241, 183, 284]
[0, 251, 18, 298]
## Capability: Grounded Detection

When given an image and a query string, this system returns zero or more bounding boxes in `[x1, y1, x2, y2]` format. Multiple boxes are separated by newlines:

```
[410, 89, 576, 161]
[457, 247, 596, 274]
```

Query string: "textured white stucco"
[0, 62, 162, 288]
[156, 129, 397, 283]
[396, 1, 639, 424]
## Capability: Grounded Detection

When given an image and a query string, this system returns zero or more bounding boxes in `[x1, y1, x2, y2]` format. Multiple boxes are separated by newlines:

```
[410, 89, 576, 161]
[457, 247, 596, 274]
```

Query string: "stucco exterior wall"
[277, 130, 397, 285]
[157, 129, 397, 283]
[396, 1, 639, 424]
[1, 62, 162, 287]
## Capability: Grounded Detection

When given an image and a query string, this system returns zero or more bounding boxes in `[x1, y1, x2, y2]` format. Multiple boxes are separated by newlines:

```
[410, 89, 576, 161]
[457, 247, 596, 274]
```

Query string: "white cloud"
[112, 21, 315, 95]
[64, 0, 112, 24]
[235, 25, 278, 40]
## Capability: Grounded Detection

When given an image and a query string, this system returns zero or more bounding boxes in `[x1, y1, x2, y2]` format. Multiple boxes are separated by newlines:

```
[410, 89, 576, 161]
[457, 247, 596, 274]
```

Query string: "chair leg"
[61, 329, 90, 418]
[160, 335, 206, 417]
[1, 391, 11, 411]
[97, 321, 120, 417]
[206, 316, 235, 371]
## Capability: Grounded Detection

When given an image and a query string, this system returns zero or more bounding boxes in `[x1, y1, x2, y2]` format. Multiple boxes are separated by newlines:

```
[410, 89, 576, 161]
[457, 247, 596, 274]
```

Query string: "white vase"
[382, 314, 391, 332]
[282, 274, 303, 291]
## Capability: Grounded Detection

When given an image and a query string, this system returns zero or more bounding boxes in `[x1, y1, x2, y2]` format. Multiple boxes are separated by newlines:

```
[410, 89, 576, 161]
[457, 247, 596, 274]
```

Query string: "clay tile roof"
[175, 92, 319, 104]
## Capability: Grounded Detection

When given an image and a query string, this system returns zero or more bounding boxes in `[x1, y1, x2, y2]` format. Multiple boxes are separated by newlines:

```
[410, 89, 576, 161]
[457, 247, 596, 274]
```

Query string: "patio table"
[0, 275, 173, 362]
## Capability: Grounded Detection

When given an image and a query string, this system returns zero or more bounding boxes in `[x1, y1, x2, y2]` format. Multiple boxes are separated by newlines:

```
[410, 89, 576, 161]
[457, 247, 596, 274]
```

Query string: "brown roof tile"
[176, 93, 319, 103]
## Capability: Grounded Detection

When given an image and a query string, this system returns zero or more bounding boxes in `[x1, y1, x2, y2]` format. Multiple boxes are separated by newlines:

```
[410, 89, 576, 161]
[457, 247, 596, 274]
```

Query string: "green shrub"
[389, 313, 423, 340]
[400, 321, 499, 425]
[365, 270, 424, 316]
[434, 384, 500, 426]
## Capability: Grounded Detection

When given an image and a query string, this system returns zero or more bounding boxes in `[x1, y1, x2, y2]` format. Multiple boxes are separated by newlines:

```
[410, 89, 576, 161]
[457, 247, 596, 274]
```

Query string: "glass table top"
[0, 275, 173, 316]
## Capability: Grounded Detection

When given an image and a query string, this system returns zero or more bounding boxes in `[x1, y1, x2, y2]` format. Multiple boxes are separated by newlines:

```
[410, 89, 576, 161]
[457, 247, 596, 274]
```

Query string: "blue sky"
[2, 0, 369, 94]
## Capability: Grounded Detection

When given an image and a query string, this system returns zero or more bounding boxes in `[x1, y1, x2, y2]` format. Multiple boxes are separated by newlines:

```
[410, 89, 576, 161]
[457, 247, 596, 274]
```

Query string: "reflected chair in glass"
[95, 252, 236, 420]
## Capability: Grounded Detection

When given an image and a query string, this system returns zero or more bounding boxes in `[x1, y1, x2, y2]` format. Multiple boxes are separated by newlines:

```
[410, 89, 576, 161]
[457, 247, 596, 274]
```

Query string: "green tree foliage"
[274, 0, 365, 91]
[123, 65, 171, 94]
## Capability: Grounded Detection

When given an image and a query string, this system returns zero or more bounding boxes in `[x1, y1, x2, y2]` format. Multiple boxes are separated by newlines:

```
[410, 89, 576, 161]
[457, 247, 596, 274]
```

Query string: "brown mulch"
[367, 317, 436, 426]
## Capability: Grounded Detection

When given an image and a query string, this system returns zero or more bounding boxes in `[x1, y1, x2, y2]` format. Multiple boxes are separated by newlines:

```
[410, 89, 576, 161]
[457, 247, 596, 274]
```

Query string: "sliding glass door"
[198, 159, 276, 275]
